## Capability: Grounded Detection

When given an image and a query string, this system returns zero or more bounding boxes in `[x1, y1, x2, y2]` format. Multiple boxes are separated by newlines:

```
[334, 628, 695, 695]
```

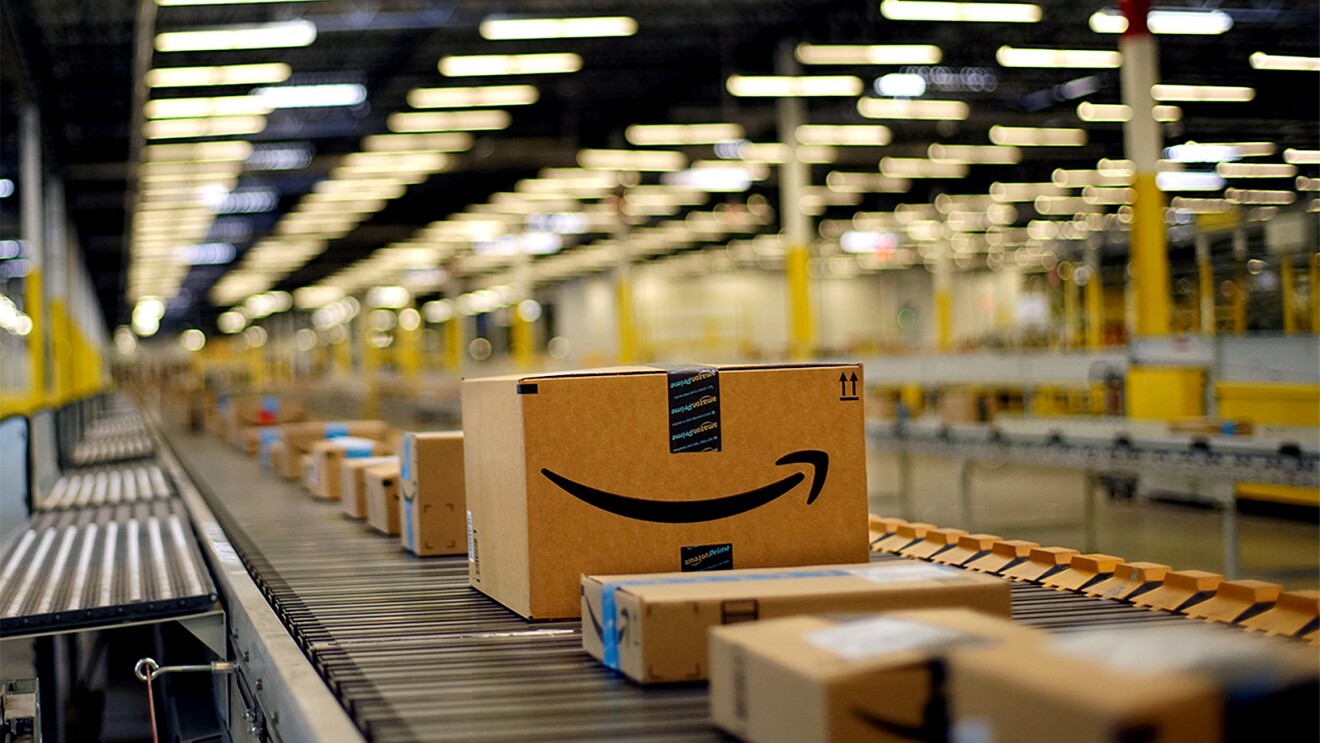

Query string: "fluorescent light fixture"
[996, 46, 1120, 68]
[725, 75, 862, 97]
[661, 166, 757, 192]
[625, 123, 744, 146]
[990, 126, 1086, 147]
[1152, 84, 1254, 102]
[146, 62, 291, 88]
[825, 172, 911, 193]
[1052, 168, 1132, 188]
[479, 16, 636, 40]
[159, 0, 319, 5]
[879, 157, 968, 179]
[858, 97, 968, 120]
[1034, 196, 1101, 215]
[295, 198, 387, 214]
[1217, 163, 1296, 178]
[253, 83, 366, 109]
[1296, 176, 1320, 192]
[880, 0, 1041, 23]
[154, 20, 317, 52]
[1169, 197, 1233, 213]
[578, 149, 686, 171]
[143, 115, 265, 139]
[184, 242, 236, 265]
[796, 125, 891, 146]
[1164, 143, 1242, 163]
[338, 151, 450, 174]
[796, 43, 941, 65]
[1156, 171, 1226, 191]
[875, 73, 927, 98]
[408, 85, 538, 109]
[311, 181, 407, 200]
[361, 133, 474, 152]
[1284, 149, 1320, 165]
[440, 53, 582, 77]
[927, 144, 1021, 164]
[387, 110, 511, 132]
[1225, 188, 1296, 205]
[144, 95, 269, 119]
[365, 286, 411, 309]
[990, 181, 1063, 201]
[1250, 52, 1320, 72]
[143, 141, 252, 162]
[1089, 9, 1232, 35]
[1081, 186, 1133, 205]
[246, 143, 314, 170]
[1077, 102, 1181, 122]
[293, 286, 343, 309]
[1190, 141, 1275, 157]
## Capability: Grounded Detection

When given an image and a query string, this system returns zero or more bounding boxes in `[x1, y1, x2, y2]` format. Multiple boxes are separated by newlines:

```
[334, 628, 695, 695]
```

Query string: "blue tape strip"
[598, 568, 853, 670]
[259, 428, 281, 468]
[326, 423, 349, 438]
[401, 434, 414, 482]
[262, 395, 280, 415]
[404, 497, 415, 552]
[344, 444, 374, 458]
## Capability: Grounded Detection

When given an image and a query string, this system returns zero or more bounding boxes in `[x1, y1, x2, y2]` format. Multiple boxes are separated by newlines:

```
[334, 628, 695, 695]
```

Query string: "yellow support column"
[1064, 264, 1080, 350]
[786, 246, 815, 359]
[360, 314, 379, 418]
[1280, 254, 1297, 335]
[616, 276, 637, 363]
[511, 309, 535, 370]
[397, 307, 422, 388]
[1085, 266, 1104, 349]
[333, 332, 351, 377]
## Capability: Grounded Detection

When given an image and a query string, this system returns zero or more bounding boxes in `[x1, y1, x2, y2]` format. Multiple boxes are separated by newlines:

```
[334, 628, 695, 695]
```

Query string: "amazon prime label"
[681, 543, 733, 572]
[665, 365, 721, 453]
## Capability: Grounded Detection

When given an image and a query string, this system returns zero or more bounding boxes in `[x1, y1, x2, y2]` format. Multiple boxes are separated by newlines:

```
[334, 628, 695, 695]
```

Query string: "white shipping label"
[803, 617, 972, 661]
[845, 562, 972, 584]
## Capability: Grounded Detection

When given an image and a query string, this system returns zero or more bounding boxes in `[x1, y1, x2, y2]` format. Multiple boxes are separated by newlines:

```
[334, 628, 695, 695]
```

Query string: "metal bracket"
[176, 610, 227, 658]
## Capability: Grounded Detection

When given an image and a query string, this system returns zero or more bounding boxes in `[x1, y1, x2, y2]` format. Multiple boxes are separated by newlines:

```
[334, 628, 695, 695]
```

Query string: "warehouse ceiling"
[2, 0, 1317, 333]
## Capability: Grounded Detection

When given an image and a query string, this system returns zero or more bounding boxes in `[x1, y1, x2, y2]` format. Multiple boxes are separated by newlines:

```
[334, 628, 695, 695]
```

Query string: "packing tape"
[401, 434, 413, 482]
[261, 395, 280, 416]
[403, 495, 414, 553]
[326, 423, 349, 438]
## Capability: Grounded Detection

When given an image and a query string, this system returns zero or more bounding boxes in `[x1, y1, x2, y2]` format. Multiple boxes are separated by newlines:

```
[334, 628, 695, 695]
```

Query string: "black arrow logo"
[849, 372, 858, 397]
[540, 450, 830, 523]
[839, 372, 848, 397]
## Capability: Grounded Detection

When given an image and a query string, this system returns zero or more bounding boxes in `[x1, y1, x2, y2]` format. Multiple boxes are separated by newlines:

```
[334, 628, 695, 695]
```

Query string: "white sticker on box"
[803, 617, 973, 661]
[1050, 627, 1276, 681]
[951, 718, 995, 743]
[845, 562, 971, 584]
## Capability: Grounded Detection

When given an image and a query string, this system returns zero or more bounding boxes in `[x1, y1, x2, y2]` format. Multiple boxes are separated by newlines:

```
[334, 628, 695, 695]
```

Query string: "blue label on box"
[326, 423, 349, 438]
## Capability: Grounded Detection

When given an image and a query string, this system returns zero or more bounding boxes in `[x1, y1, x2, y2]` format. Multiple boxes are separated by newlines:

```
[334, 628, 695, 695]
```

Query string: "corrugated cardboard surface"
[278, 420, 393, 480]
[400, 432, 466, 557]
[340, 456, 397, 520]
[309, 437, 383, 500]
[365, 461, 402, 535]
[464, 364, 870, 619]
[709, 609, 1039, 743]
[581, 561, 1011, 683]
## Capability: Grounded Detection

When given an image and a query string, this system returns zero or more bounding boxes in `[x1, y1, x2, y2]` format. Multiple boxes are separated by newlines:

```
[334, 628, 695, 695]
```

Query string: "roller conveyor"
[69, 432, 155, 467]
[36, 464, 173, 511]
[165, 425, 1238, 743]
[0, 499, 217, 635]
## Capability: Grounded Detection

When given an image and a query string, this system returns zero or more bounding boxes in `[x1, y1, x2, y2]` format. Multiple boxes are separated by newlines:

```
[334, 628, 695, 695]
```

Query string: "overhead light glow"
[928, 144, 1021, 164]
[795, 125, 891, 146]
[858, 97, 968, 120]
[1151, 84, 1255, 102]
[578, 149, 686, 171]
[366, 285, 412, 309]
[143, 115, 266, 139]
[154, 21, 317, 52]
[989, 125, 1086, 147]
[826, 172, 911, 193]
[1250, 52, 1320, 72]
[1216, 163, 1297, 179]
[1077, 102, 1181, 122]
[362, 133, 474, 152]
[990, 181, 1062, 202]
[1089, 9, 1233, 35]
[246, 143, 314, 170]
[185, 242, 237, 264]
[725, 75, 862, 97]
[880, 0, 1041, 23]
[875, 73, 927, 98]
[1284, 149, 1320, 165]
[879, 157, 968, 179]
[143, 141, 252, 162]
[253, 83, 367, 109]
[796, 43, 942, 65]
[144, 95, 269, 120]
[146, 62, 291, 88]
[408, 85, 538, 109]
[217, 310, 247, 334]
[181, 329, 206, 352]
[1156, 171, 1226, 191]
[625, 123, 744, 146]
[159, 0, 319, 5]
[439, 53, 582, 77]
[996, 46, 1121, 69]
[1225, 188, 1296, 205]
[479, 16, 636, 40]
[1164, 143, 1242, 163]
[387, 110, 511, 132]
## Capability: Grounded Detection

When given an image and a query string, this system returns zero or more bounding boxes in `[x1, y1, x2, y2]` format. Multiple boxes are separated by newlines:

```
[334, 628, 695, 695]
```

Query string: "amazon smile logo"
[540, 450, 829, 523]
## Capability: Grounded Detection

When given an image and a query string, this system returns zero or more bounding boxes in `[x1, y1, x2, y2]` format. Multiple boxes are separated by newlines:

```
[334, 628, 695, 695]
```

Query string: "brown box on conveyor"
[308, 437, 387, 500]
[276, 420, 394, 480]
[365, 461, 402, 535]
[949, 625, 1319, 743]
[340, 456, 398, 520]
[582, 561, 1011, 684]
[462, 363, 870, 619]
[709, 609, 1039, 743]
[399, 432, 466, 557]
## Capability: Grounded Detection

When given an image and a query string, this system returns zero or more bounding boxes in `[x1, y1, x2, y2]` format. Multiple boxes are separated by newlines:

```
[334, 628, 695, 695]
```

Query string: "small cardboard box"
[267, 440, 286, 474]
[949, 625, 1319, 743]
[365, 461, 402, 535]
[341, 456, 398, 520]
[308, 437, 385, 500]
[399, 432, 466, 556]
[463, 363, 870, 619]
[709, 609, 1039, 743]
[582, 561, 1011, 684]
[226, 395, 308, 447]
[277, 420, 393, 480]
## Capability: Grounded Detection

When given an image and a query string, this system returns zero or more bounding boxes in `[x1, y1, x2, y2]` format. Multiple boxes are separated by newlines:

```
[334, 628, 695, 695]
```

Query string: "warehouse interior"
[0, 0, 1318, 740]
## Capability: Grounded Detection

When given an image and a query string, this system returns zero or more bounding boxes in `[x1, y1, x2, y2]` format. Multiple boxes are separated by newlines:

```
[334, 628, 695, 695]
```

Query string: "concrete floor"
[867, 452, 1320, 591]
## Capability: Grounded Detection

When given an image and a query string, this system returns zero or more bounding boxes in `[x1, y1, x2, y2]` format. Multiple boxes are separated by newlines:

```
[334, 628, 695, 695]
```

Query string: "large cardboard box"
[225, 395, 309, 447]
[365, 461, 402, 535]
[399, 432, 466, 557]
[582, 561, 1011, 684]
[709, 609, 1040, 743]
[308, 437, 385, 500]
[341, 456, 398, 520]
[463, 363, 870, 619]
[949, 625, 1319, 743]
[276, 420, 393, 480]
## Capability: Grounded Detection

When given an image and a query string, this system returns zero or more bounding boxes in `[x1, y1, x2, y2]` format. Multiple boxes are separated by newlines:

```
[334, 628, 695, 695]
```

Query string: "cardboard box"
[399, 432, 466, 556]
[267, 440, 286, 474]
[949, 625, 1319, 743]
[300, 454, 314, 488]
[251, 427, 282, 464]
[709, 609, 1039, 743]
[226, 395, 309, 447]
[308, 437, 386, 500]
[340, 456, 398, 520]
[463, 363, 870, 619]
[581, 560, 1011, 684]
[365, 461, 402, 535]
[276, 420, 394, 480]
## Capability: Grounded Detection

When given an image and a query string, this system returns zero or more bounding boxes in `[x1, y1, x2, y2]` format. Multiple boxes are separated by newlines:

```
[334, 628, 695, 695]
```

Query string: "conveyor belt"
[168, 428, 1214, 743]
[69, 432, 156, 468]
[36, 464, 173, 511]
[0, 499, 217, 635]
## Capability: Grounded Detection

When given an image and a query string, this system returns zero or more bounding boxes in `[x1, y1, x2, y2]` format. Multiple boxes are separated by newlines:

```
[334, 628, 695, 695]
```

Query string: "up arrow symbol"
[849, 372, 858, 397]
